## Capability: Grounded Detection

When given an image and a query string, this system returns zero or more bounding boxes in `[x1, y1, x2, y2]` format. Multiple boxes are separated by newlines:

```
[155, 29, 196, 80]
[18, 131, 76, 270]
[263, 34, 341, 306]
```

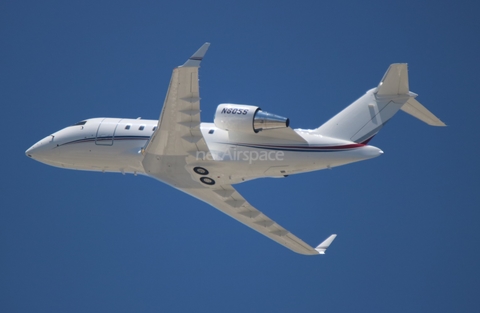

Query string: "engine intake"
[214, 104, 289, 133]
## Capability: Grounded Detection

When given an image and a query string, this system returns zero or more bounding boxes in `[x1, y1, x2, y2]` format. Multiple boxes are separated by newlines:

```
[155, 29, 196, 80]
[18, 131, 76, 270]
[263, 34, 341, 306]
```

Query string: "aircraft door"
[96, 118, 121, 145]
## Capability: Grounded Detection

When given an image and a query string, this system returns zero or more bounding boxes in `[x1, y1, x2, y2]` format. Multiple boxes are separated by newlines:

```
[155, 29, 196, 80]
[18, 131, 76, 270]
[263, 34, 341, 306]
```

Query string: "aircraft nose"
[25, 135, 55, 159]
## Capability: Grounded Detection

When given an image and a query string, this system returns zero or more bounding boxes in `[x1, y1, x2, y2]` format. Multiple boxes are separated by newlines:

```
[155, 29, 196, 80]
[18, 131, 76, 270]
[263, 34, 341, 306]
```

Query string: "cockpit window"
[73, 121, 87, 126]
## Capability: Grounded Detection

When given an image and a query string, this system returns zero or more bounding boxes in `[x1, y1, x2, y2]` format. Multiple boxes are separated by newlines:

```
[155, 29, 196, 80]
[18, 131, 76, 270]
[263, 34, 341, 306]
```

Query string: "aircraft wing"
[142, 42, 211, 158]
[181, 183, 336, 255]
[142, 43, 336, 255]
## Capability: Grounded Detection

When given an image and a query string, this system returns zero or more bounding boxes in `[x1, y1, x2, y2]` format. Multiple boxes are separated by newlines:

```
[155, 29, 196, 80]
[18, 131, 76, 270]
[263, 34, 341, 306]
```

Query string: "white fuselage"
[26, 117, 382, 183]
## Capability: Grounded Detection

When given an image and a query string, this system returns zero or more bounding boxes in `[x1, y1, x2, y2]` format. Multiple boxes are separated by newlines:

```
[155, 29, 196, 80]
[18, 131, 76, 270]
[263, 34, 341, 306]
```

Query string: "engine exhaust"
[253, 110, 289, 132]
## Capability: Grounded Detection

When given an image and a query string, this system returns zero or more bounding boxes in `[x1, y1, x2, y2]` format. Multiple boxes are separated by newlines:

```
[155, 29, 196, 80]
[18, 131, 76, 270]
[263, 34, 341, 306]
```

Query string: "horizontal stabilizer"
[401, 98, 446, 126]
[315, 234, 337, 254]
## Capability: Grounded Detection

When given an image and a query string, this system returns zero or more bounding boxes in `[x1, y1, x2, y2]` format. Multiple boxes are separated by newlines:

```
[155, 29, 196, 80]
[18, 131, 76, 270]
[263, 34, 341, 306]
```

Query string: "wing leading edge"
[142, 43, 336, 255]
[142, 42, 211, 158]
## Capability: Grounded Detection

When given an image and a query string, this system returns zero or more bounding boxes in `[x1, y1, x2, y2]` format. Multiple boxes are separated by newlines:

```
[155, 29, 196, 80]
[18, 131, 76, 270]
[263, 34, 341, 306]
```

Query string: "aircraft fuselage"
[26, 117, 382, 183]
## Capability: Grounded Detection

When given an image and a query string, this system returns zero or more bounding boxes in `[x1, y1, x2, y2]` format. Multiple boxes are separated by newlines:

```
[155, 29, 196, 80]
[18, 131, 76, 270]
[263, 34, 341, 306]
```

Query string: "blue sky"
[2, 1, 480, 312]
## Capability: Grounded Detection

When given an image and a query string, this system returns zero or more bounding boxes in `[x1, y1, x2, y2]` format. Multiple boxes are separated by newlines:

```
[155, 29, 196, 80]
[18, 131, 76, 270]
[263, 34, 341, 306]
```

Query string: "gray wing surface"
[142, 43, 335, 255]
[183, 183, 322, 255]
[143, 43, 210, 159]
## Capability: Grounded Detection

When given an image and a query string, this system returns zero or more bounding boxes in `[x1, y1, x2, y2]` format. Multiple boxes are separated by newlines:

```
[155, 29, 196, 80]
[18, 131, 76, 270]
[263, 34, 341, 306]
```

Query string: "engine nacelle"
[214, 104, 289, 133]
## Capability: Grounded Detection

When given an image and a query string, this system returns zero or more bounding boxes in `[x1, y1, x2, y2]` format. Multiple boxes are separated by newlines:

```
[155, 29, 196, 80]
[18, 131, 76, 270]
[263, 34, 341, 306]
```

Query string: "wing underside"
[183, 184, 329, 255]
[142, 43, 336, 255]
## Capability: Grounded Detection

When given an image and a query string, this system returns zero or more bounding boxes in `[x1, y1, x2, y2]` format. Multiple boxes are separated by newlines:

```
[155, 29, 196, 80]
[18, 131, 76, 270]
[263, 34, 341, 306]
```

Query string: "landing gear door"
[96, 118, 121, 146]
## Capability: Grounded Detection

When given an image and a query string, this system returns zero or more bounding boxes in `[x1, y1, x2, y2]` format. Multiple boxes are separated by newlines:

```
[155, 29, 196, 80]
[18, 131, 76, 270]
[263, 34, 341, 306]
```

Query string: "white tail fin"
[314, 64, 445, 143]
[376, 63, 409, 96]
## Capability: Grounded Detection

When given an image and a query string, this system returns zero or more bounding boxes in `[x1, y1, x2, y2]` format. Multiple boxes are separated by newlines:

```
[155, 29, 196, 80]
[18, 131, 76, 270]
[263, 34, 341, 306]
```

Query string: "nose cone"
[25, 145, 35, 157]
[25, 136, 55, 159]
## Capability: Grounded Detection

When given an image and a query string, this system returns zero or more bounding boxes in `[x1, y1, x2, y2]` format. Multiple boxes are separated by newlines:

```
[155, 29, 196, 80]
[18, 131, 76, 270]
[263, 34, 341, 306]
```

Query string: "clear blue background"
[2, 1, 479, 312]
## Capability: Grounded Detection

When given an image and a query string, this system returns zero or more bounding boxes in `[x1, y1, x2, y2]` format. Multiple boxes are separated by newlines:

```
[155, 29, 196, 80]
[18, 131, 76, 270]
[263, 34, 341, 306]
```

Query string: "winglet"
[315, 234, 337, 254]
[181, 42, 210, 67]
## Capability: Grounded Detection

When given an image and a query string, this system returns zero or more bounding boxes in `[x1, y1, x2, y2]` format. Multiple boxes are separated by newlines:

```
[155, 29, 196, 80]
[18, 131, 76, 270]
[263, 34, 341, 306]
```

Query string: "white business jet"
[26, 43, 445, 255]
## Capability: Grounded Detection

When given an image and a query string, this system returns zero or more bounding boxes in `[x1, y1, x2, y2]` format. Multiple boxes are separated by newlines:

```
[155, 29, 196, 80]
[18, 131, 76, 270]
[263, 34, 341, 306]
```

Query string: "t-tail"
[314, 64, 445, 143]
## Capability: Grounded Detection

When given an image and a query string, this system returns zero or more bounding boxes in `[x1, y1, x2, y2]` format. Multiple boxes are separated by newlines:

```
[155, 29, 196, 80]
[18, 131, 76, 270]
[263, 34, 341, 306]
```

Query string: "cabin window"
[139, 125, 145, 131]
[208, 129, 214, 134]
[152, 126, 157, 131]
[125, 124, 131, 130]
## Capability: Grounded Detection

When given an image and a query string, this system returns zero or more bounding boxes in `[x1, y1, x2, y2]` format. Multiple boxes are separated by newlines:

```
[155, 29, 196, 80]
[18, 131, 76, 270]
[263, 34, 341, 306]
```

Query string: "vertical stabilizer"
[314, 64, 445, 143]
[376, 63, 409, 96]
